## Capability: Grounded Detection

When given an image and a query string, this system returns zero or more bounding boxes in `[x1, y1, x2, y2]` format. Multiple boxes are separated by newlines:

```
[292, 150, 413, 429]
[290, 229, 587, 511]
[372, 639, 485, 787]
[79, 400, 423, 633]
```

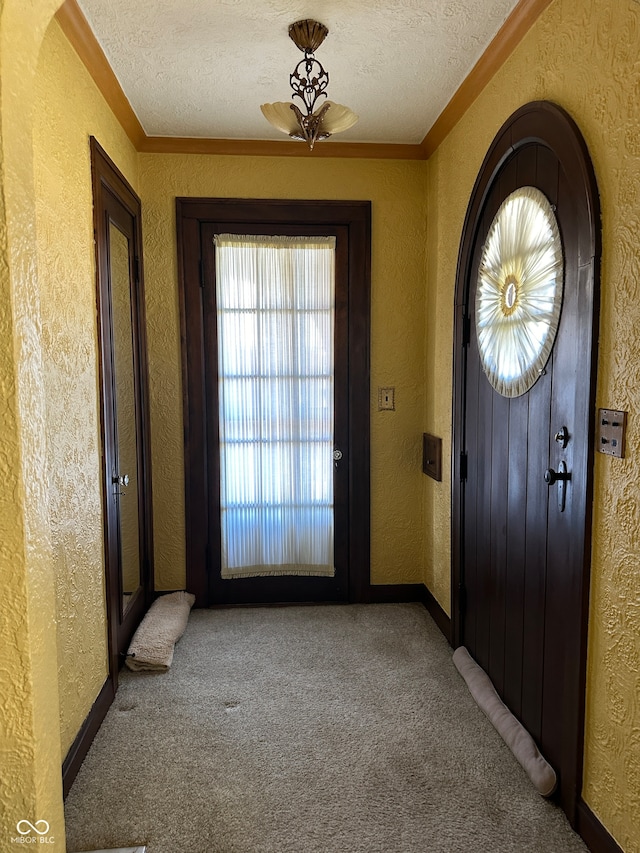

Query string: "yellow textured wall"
[140, 154, 428, 589]
[4, 0, 636, 849]
[423, 144, 451, 612]
[33, 17, 139, 758]
[0, 0, 66, 846]
[424, 0, 640, 847]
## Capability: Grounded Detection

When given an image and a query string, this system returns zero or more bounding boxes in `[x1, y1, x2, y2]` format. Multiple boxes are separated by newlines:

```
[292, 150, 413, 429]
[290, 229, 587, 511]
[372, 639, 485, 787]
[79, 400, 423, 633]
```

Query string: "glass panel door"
[109, 221, 141, 615]
[214, 235, 336, 579]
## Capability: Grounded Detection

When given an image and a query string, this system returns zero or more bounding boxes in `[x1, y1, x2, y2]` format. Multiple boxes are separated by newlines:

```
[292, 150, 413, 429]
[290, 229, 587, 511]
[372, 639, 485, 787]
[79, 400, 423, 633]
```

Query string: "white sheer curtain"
[214, 234, 336, 578]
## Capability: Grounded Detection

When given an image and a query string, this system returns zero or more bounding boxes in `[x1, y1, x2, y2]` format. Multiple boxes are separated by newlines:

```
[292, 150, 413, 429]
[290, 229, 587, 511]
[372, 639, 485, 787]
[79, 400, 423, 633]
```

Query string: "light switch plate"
[597, 408, 627, 458]
[378, 387, 395, 411]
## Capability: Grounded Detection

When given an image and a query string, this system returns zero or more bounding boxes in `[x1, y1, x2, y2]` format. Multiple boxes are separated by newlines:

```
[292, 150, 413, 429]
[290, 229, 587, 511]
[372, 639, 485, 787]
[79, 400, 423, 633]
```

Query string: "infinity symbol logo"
[16, 820, 50, 836]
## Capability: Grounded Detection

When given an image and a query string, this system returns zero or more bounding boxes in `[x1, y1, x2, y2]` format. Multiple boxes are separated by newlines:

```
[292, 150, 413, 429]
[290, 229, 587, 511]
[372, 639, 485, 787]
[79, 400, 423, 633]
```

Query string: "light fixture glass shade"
[475, 186, 564, 398]
[321, 102, 359, 134]
[260, 102, 300, 135]
[260, 100, 358, 140]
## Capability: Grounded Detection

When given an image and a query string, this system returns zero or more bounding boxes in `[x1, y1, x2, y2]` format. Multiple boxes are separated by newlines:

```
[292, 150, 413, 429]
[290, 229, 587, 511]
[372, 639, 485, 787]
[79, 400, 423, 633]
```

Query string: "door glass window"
[475, 186, 564, 397]
[214, 234, 336, 578]
[109, 221, 141, 614]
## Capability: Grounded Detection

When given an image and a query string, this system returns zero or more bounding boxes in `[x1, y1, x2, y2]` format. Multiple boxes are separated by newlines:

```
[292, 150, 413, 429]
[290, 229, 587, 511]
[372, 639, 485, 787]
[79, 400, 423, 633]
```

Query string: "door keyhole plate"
[544, 460, 570, 512]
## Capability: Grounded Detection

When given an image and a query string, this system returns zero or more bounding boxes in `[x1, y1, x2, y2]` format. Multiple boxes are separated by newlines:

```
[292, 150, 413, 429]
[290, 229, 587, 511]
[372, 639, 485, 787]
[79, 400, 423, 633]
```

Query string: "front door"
[452, 103, 600, 821]
[177, 199, 371, 607]
[203, 226, 348, 605]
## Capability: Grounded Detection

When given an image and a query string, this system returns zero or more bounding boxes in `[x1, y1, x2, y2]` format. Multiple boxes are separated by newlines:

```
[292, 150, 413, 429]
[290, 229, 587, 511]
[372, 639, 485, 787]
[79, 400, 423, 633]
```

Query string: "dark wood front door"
[452, 103, 600, 822]
[177, 199, 371, 607]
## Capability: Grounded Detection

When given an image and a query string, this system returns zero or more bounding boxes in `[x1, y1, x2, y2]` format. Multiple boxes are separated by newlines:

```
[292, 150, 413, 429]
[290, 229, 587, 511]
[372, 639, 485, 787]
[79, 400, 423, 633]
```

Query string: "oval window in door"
[475, 186, 564, 397]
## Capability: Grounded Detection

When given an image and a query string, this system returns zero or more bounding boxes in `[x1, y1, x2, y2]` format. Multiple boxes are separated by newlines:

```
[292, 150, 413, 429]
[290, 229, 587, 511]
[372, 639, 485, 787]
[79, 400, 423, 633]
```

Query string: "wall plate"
[422, 433, 442, 481]
[597, 408, 627, 458]
[378, 387, 395, 411]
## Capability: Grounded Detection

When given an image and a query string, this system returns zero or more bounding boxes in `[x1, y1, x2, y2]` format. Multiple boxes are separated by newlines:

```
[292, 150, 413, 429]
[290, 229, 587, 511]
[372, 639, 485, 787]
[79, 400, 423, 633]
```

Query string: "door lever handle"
[544, 466, 570, 485]
[112, 473, 130, 498]
[544, 461, 570, 511]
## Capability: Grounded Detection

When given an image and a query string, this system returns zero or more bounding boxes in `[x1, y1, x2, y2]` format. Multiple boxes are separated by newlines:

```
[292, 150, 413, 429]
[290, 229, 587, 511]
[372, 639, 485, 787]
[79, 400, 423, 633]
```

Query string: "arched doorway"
[451, 101, 600, 822]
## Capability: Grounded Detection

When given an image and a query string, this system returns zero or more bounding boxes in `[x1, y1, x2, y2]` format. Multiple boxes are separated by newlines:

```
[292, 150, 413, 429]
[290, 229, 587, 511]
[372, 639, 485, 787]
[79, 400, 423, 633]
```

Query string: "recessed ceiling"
[76, 0, 521, 145]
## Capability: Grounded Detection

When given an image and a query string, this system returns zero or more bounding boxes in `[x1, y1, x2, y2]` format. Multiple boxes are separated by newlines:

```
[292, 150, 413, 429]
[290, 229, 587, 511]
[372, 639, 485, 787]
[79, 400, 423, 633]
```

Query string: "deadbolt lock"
[554, 425, 569, 448]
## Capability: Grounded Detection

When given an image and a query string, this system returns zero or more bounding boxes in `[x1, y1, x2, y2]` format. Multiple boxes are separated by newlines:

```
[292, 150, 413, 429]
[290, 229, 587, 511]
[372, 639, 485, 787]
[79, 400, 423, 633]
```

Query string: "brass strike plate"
[422, 433, 442, 481]
[597, 408, 627, 458]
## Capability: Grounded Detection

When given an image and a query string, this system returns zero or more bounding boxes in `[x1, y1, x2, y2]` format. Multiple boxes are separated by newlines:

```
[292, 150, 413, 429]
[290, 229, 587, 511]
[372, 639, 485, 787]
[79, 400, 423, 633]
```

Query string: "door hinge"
[199, 259, 205, 288]
[462, 311, 471, 347]
[460, 450, 468, 481]
[459, 582, 467, 614]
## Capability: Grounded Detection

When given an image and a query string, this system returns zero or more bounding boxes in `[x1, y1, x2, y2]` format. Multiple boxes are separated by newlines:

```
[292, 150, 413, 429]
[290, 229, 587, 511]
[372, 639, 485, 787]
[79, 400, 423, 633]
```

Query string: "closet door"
[91, 137, 154, 685]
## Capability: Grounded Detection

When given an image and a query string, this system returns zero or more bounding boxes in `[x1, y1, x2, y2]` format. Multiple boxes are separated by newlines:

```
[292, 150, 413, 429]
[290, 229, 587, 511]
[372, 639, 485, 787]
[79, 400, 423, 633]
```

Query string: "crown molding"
[55, 0, 146, 148]
[420, 0, 554, 157]
[56, 0, 553, 161]
[138, 135, 425, 159]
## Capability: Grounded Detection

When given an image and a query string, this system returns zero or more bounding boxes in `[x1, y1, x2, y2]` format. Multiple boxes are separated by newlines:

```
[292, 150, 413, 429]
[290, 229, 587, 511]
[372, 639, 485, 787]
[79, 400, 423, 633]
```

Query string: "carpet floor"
[65, 604, 588, 852]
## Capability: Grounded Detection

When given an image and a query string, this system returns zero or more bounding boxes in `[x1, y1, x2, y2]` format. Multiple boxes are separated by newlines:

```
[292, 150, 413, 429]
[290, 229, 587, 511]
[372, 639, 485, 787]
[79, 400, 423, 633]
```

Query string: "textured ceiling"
[76, 0, 521, 144]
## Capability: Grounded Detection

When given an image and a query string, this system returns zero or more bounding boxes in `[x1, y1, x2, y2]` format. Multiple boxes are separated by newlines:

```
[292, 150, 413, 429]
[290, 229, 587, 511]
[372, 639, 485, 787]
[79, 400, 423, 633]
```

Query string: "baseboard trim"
[365, 583, 425, 603]
[62, 676, 115, 798]
[419, 584, 452, 645]
[576, 799, 624, 853]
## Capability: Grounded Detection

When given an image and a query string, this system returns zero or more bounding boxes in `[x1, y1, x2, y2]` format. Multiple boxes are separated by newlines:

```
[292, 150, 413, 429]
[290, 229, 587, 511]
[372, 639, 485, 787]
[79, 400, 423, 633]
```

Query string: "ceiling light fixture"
[260, 19, 358, 150]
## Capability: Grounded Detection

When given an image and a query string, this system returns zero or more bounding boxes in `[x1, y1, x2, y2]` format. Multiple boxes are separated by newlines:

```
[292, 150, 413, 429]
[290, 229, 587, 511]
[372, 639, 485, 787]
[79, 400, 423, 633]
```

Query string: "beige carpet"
[65, 604, 588, 853]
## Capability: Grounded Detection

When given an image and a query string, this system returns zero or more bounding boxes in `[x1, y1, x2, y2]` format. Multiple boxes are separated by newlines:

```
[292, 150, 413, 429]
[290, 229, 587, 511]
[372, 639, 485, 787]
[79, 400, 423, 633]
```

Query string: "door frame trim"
[176, 198, 371, 606]
[450, 101, 600, 823]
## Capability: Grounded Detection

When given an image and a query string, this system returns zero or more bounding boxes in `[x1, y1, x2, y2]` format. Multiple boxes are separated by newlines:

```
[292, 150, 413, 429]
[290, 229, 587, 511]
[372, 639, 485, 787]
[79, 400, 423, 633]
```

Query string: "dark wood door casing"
[451, 102, 600, 824]
[176, 199, 371, 607]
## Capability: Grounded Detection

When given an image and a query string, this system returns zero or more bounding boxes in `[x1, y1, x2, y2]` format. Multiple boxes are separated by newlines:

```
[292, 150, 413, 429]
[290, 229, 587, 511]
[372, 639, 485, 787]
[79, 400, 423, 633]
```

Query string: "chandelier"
[260, 19, 359, 150]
